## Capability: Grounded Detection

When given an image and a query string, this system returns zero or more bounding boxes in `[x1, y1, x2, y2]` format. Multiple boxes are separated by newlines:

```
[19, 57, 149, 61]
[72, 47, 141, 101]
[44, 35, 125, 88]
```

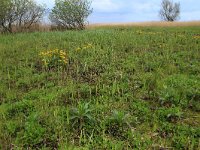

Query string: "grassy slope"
[0, 26, 200, 149]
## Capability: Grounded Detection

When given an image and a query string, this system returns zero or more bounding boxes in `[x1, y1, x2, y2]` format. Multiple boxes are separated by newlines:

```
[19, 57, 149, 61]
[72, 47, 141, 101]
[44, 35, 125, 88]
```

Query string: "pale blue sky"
[36, 0, 200, 23]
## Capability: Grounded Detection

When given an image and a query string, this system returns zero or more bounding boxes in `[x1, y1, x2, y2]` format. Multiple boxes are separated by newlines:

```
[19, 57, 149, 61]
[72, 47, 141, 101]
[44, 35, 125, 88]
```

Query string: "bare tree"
[0, 0, 18, 33]
[159, 0, 180, 21]
[0, 0, 45, 33]
[49, 0, 93, 30]
[16, 0, 46, 31]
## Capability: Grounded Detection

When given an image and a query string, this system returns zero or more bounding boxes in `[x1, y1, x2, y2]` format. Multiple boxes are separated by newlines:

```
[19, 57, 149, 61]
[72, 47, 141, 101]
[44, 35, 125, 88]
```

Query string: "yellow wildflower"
[193, 35, 200, 39]
[76, 47, 81, 51]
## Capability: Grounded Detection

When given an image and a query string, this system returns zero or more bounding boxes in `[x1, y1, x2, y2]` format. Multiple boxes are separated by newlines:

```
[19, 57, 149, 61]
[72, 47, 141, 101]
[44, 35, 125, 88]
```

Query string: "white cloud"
[92, 0, 122, 12]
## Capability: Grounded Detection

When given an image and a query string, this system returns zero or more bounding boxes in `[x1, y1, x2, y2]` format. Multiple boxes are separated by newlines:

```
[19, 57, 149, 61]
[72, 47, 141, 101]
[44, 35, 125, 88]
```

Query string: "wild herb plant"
[69, 102, 95, 131]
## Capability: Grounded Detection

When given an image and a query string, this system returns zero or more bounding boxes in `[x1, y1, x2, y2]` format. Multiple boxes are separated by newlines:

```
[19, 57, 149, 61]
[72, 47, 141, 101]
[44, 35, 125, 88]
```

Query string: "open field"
[88, 21, 200, 28]
[0, 26, 200, 149]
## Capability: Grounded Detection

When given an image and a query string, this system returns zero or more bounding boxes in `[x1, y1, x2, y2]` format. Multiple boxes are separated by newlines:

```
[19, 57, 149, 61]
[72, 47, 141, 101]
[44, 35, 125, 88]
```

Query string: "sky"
[36, 0, 200, 23]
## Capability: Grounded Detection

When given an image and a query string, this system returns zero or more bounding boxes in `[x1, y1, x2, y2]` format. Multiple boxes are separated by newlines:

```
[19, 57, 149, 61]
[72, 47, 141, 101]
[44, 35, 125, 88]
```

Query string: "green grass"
[0, 26, 200, 149]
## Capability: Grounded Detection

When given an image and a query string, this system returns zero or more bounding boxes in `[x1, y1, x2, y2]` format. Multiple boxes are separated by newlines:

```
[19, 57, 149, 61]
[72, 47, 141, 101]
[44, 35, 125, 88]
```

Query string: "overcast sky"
[36, 0, 200, 23]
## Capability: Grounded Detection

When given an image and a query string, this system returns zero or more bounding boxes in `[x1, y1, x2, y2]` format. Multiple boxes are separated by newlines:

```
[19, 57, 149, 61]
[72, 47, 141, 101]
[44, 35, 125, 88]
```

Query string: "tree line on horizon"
[0, 0, 180, 33]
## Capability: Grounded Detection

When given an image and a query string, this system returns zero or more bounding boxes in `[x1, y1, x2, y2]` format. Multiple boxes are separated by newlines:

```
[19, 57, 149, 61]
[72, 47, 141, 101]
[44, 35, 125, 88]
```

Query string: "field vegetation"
[0, 26, 200, 149]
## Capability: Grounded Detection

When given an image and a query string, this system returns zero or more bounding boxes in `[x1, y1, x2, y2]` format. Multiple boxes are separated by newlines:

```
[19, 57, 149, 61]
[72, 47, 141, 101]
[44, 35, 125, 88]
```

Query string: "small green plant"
[130, 100, 151, 122]
[156, 107, 183, 123]
[158, 86, 181, 107]
[16, 113, 46, 148]
[6, 100, 34, 118]
[143, 73, 158, 99]
[4, 120, 21, 137]
[105, 110, 132, 138]
[69, 102, 95, 131]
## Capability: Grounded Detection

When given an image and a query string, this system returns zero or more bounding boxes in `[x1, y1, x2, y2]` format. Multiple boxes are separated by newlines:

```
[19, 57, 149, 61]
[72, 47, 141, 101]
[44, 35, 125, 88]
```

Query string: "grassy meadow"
[0, 26, 200, 149]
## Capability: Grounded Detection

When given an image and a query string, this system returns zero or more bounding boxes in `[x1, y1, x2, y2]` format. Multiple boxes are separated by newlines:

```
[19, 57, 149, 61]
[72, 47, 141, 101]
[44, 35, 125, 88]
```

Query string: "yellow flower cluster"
[193, 35, 200, 39]
[39, 49, 68, 67]
[136, 30, 143, 34]
[76, 43, 93, 51]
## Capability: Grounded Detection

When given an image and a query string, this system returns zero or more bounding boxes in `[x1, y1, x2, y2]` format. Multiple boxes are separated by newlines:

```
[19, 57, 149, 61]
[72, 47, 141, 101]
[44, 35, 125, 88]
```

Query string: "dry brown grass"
[2, 21, 199, 33]
[87, 21, 200, 28]
[3, 24, 52, 33]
